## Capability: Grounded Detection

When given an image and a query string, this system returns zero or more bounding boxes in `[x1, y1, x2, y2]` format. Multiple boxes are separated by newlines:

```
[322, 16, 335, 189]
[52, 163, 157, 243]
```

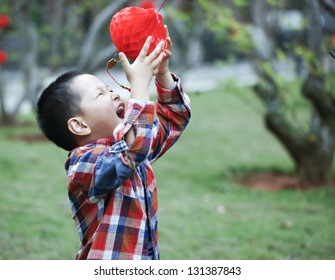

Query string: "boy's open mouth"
[116, 103, 125, 119]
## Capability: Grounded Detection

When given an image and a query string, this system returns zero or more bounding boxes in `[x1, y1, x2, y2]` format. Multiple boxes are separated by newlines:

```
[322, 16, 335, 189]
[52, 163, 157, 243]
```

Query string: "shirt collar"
[68, 138, 114, 156]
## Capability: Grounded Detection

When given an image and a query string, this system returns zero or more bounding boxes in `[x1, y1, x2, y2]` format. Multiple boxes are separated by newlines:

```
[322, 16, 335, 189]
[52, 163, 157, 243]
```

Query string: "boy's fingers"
[152, 51, 166, 69]
[138, 36, 152, 60]
[165, 37, 172, 51]
[164, 25, 172, 49]
[164, 25, 169, 38]
[164, 49, 172, 58]
[118, 52, 130, 70]
[148, 40, 165, 61]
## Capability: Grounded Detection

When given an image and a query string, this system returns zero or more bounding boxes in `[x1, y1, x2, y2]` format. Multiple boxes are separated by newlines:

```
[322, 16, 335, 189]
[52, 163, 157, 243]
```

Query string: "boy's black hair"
[36, 70, 84, 151]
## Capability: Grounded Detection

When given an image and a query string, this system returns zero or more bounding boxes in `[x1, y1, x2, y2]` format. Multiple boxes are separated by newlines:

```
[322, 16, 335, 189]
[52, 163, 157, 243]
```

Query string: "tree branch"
[302, 75, 335, 123]
[253, 71, 281, 113]
[319, 0, 335, 16]
[77, 0, 132, 71]
[89, 45, 117, 72]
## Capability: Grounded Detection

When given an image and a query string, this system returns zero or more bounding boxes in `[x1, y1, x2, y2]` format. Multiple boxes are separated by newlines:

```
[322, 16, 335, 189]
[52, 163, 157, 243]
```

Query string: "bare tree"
[0, 66, 10, 124]
[0, 18, 11, 124]
[49, 0, 66, 67]
[319, 0, 335, 14]
[13, 0, 41, 118]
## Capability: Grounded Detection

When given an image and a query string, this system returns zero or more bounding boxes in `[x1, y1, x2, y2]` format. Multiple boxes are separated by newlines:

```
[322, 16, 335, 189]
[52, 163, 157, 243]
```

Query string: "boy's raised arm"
[112, 36, 167, 169]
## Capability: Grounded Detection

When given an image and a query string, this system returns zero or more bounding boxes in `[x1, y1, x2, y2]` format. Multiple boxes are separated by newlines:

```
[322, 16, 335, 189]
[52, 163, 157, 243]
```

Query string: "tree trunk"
[297, 150, 334, 187]
[0, 67, 15, 124]
[7, 0, 42, 117]
[254, 73, 335, 188]
[296, 113, 335, 187]
[49, 0, 65, 68]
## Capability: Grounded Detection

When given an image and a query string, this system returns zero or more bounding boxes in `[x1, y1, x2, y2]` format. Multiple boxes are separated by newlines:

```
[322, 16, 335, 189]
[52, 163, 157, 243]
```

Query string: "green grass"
[156, 85, 335, 260]
[0, 121, 78, 259]
[1, 85, 335, 259]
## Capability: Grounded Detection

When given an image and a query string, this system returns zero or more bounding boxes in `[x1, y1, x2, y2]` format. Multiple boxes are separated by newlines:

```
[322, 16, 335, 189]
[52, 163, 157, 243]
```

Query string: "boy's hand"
[155, 25, 175, 89]
[119, 36, 166, 101]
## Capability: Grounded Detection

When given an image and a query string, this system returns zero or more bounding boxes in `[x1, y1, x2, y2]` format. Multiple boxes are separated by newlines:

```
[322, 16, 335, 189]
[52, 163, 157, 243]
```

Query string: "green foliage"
[198, 0, 253, 56]
[0, 1, 10, 13]
[295, 45, 324, 77]
[74, 0, 111, 15]
[165, 6, 193, 28]
[266, 0, 285, 8]
[232, 0, 248, 8]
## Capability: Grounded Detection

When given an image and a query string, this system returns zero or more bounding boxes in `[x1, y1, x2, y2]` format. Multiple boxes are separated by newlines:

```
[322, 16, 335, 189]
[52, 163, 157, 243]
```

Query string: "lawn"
[0, 84, 334, 259]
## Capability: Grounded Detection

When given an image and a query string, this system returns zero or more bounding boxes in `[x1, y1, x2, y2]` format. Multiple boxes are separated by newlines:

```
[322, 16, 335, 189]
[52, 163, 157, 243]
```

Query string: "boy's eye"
[106, 85, 113, 92]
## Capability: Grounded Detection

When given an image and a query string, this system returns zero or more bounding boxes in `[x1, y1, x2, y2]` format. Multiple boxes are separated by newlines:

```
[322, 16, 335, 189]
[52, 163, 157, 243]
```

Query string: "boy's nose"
[110, 92, 120, 101]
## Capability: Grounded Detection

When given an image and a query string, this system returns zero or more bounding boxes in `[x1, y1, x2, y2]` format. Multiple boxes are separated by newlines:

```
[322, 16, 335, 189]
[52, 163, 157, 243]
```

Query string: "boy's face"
[70, 74, 126, 141]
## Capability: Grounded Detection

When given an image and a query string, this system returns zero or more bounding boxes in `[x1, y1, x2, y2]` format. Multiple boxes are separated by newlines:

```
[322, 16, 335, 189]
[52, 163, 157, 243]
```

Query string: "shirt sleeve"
[149, 73, 191, 162]
[67, 142, 135, 203]
[113, 99, 156, 170]
[112, 74, 191, 169]
[91, 140, 134, 199]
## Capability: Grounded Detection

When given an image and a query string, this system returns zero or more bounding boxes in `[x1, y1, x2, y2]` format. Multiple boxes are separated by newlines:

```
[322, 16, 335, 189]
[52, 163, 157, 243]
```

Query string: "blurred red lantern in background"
[0, 51, 7, 64]
[139, 0, 156, 9]
[0, 15, 9, 65]
[0, 15, 10, 29]
[110, 6, 167, 60]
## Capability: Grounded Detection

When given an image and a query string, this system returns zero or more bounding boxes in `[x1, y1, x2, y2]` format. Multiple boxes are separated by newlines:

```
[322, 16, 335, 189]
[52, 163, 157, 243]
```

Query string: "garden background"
[0, 0, 335, 259]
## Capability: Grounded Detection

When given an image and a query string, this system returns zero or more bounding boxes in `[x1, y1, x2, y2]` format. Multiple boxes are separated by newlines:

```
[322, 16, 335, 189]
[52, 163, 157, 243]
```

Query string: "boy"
[36, 35, 191, 259]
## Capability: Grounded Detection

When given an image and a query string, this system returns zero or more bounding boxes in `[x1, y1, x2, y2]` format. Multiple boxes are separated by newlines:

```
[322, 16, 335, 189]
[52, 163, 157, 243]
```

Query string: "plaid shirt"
[65, 75, 191, 260]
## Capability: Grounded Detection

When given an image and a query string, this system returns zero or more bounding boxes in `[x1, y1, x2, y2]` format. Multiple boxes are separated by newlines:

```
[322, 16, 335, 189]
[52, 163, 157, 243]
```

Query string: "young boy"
[36, 35, 191, 260]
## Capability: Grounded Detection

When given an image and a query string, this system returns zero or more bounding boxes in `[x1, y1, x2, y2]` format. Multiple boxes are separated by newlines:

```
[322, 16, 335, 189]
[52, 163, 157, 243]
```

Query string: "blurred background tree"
[192, 0, 335, 187]
[1, 0, 335, 187]
[0, 13, 10, 123]
[0, 0, 133, 124]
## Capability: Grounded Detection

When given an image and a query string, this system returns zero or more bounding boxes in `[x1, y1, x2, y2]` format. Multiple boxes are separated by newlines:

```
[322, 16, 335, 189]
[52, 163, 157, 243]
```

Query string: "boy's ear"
[67, 117, 91, 136]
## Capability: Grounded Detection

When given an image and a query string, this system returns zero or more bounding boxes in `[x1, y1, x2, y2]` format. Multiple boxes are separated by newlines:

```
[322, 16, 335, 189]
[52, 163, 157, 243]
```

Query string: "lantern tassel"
[106, 56, 131, 92]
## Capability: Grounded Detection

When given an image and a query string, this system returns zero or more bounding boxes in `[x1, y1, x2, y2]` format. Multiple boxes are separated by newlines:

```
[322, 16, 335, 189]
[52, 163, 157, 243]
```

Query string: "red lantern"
[0, 51, 7, 64]
[0, 15, 10, 29]
[139, 0, 156, 9]
[110, 7, 167, 60]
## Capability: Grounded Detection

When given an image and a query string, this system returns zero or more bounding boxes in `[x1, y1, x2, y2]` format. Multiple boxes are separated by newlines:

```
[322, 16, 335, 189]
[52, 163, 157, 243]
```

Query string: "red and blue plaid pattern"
[65, 75, 191, 259]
